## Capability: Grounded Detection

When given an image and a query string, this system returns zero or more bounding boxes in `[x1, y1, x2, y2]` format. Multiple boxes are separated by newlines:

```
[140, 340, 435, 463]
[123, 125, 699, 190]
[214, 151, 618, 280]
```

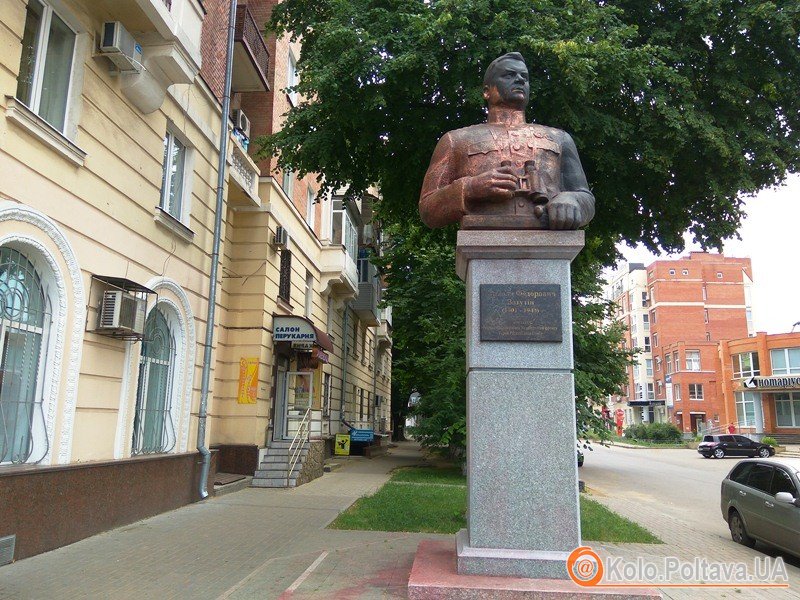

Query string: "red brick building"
[608, 252, 754, 435]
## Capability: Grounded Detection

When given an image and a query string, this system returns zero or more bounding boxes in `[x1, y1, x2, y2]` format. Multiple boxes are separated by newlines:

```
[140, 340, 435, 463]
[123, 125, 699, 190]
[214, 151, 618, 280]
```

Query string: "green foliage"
[624, 422, 683, 442]
[762, 436, 778, 446]
[263, 0, 800, 258]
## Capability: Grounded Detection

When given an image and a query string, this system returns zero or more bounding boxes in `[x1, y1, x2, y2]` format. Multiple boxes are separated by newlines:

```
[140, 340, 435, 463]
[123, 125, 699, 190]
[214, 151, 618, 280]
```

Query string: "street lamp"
[792, 321, 800, 333]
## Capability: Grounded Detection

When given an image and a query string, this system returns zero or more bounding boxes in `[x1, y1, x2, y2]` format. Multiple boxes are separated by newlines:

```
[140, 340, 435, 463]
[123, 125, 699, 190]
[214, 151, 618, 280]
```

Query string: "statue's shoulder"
[443, 123, 494, 145]
[526, 122, 568, 141]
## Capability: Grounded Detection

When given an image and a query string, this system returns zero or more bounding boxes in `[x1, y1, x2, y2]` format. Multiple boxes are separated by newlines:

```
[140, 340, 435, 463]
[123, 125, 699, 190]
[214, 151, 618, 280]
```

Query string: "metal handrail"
[287, 407, 311, 486]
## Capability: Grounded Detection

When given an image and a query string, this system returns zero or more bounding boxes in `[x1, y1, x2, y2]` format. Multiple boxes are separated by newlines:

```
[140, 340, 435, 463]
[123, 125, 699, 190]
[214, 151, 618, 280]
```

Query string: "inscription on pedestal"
[480, 284, 562, 342]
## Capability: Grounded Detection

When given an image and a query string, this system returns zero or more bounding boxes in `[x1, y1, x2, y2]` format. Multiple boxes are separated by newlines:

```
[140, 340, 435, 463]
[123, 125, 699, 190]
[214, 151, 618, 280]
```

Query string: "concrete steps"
[251, 440, 310, 489]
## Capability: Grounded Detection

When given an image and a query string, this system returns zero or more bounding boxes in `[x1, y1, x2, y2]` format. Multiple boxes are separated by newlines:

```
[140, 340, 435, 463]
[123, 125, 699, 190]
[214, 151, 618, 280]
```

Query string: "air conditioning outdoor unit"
[100, 22, 143, 73]
[362, 224, 374, 245]
[273, 226, 289, 247]
[232, 109, 251, 140]
[98, 290, 146, 336]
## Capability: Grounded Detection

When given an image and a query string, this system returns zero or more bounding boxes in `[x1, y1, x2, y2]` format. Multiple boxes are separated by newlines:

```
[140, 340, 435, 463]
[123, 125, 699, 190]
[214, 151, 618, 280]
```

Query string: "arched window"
[132, 307, 176, 454]
[0, 247, 51, 464]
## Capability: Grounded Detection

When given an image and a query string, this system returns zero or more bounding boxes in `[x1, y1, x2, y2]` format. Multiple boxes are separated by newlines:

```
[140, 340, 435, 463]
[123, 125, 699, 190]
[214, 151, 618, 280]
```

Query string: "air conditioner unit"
[100, 22, 143, 73]
[362, 224, 374, 245]
[273, 226, 289, 247]
[98, 291, 146, 335]
[232, 109, 251, 140]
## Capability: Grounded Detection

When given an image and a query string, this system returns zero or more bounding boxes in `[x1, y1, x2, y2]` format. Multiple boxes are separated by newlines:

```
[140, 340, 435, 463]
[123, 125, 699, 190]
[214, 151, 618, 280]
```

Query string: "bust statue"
[419, 52, 595, 230]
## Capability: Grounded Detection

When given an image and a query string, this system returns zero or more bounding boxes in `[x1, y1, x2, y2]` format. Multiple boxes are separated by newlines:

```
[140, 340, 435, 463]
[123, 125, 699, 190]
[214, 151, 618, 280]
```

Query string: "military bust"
[419, 52, 595, 230]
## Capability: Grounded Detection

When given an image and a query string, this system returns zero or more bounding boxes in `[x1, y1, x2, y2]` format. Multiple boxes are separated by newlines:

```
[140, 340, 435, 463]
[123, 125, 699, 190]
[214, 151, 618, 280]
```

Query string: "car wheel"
[714, 448, 725, 459]
[758, 447, 771, 458]
[729, 510, 756, 548]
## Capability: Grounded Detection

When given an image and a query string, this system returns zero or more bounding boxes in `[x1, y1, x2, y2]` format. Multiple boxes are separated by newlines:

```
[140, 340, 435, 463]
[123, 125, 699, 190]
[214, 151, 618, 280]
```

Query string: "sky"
[614, 173, 800, 335]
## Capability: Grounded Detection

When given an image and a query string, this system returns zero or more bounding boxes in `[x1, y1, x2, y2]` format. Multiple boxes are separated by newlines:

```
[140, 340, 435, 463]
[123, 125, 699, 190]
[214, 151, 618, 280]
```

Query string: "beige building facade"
[0, 0, 391, 562]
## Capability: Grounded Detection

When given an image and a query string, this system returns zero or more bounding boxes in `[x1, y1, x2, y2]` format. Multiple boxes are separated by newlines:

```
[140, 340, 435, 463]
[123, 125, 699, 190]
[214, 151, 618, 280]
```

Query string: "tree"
[263, 0, 800, 260]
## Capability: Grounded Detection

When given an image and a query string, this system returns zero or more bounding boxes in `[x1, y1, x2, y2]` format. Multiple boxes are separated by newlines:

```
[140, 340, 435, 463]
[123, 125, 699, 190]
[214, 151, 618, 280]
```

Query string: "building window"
[669, 269, 675, 275]
[305, 187, 316, 230]
[705, 332, 711, 342]
[649, 287, 655, 304]
[702, 285, 707, 301]
[735, 391, 759, 427]
[732, 352, 760, 379]
[0, 248, 51, 464]
[630, 319, 637, 335]
[641, 291, 648, 306]
[674, 383, 682, 401]
[655, 356, 661, 372]
[645, 358, 653, 377]
[673, 351, 679, 370]
[304, 271, 313, 318]
[657, 380, 663, 395]
[703, 309, 709, 323]
[278, 249, 292, 302]
[326, 296, 334, 336]
[686, 350, 701, 371]
[653, 332, 658, 347]
[665, 353, 672, 374]
[682, 269, 688, 275]
[775, 392, 800, 427]
[688, 383, 704, 400]
[282, 169, 294, 199]
[717, 272, 723, 279]
[287, 51, 298, 105]
[650, 309, 656, 324]
[646, 382, 655, 400]
[132, 307, 176, 455]
[322, 373, 331, 417]
[160, 131, 188, 221]
[15, 0, 76, 132]
[771, 348, 800, 375]
[642, 313, 649, 332]
[358, 387, 364, 420]
[643, 336, 651, 352]
[351, 320, 358, 357]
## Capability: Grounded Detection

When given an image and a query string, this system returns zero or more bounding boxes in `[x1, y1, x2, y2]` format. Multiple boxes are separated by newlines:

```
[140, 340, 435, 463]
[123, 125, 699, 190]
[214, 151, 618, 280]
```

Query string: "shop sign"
[350, 429, 374, 443]
[291, 341, 314, 350]
[274, 316, 316, 343]
[335, 434, 351, 455]
[237, 357, 259, 404]
[742, 375, 800, 391]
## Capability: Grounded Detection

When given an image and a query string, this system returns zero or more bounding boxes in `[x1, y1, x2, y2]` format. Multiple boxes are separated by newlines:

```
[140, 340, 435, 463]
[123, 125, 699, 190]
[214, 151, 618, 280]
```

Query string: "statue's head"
[483, 52, 529, 111]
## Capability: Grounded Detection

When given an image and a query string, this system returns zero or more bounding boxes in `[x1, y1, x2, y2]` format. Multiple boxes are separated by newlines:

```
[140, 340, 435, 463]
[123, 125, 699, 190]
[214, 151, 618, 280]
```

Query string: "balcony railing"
[227, 134, 260, 206]
[233, 5, 270, 91]
[354, 261, 380, 326]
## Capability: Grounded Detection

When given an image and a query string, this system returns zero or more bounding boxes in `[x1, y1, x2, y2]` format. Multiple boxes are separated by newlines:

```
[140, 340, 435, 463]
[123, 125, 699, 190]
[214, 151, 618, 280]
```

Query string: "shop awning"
[272, 315, 334, 352]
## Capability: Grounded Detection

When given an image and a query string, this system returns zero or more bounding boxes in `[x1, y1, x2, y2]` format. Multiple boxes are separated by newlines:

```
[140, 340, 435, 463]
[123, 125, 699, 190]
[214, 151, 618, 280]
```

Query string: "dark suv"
[698, 434, 774, 459]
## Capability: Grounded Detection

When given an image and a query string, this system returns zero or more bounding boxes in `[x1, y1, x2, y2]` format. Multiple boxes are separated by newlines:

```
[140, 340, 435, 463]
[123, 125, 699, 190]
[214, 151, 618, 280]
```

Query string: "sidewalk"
[0, 441, 449, 600]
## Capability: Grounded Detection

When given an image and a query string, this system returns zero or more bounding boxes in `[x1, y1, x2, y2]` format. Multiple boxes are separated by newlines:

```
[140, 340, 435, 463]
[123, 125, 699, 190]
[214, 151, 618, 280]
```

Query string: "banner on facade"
[335, 434, 351, 455]
[237, 357, 259, 404]
[742, 375, 800, 391]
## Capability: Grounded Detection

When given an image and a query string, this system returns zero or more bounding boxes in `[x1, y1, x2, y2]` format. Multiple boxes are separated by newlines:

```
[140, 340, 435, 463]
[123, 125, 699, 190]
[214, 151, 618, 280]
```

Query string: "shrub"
[762, 436, 778, 446]
[624, 422, 682, 442]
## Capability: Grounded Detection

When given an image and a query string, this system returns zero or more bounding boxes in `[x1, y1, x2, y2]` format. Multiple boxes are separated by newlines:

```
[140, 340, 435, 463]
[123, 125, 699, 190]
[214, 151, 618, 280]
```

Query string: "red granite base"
[407, 541, 661, 600]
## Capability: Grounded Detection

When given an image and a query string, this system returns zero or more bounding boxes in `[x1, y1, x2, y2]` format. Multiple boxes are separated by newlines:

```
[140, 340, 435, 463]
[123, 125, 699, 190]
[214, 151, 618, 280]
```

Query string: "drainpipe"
[340, 302, 351, 429]
[197, 0, 237, 499]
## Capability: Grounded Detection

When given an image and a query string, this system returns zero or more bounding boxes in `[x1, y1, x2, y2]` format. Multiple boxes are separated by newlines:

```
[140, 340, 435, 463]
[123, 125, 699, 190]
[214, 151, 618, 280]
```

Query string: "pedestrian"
[727, 423, 736, 434]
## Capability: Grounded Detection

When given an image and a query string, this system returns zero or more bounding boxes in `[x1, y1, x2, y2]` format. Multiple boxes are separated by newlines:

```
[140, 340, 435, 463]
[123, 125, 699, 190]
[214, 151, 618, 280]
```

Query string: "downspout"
[197, 0, 237, 499]
[340, 302, 351, 429]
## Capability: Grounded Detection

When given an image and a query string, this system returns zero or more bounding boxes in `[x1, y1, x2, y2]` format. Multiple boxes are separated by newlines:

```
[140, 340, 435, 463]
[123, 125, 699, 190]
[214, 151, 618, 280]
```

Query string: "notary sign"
[480, 284, 562, 342]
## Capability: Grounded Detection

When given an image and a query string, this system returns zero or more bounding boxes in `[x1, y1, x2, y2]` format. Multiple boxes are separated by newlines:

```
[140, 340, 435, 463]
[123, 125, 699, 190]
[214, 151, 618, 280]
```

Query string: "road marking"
[285, 551, 329, 593]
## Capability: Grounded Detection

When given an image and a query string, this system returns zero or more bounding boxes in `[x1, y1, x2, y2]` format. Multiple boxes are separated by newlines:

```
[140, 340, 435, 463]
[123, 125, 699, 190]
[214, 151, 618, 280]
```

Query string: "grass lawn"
[330, 467, 661, 544]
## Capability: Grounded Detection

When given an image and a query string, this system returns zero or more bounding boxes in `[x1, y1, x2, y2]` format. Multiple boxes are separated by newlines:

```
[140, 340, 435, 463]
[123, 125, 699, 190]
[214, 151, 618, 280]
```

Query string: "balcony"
[232, 5, 270, 92]
[376, 306, 392, 346]
[354, 259, 380, 326]
[320, 245, 358, 300]
[227, 134, 260, 206]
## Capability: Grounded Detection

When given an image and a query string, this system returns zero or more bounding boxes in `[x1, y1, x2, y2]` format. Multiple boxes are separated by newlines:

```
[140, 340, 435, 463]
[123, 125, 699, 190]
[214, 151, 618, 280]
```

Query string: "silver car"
[721, 458, 800, 557]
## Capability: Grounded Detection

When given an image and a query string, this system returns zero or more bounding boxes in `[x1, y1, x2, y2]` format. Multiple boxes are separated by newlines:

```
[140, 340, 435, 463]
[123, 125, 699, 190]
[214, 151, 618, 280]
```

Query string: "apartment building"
[0, 0, 391, 562]
[607, 253, 752, 435]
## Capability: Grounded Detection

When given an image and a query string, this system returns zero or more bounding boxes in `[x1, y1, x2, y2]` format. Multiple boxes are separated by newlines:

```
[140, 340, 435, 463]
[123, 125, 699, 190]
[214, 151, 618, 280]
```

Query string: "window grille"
[0, 248, 51, 464]
[132, 308, 176, 455]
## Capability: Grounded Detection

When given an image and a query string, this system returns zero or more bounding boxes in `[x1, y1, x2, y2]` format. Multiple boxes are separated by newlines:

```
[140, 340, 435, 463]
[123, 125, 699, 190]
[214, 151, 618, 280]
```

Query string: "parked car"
[698, 435, 774, 459]
[721, 458, 800, 558]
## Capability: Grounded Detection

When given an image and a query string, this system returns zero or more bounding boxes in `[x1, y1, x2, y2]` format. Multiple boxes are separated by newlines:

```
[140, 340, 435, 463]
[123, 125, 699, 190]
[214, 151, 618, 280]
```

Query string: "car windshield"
[702, 435, 714, 442]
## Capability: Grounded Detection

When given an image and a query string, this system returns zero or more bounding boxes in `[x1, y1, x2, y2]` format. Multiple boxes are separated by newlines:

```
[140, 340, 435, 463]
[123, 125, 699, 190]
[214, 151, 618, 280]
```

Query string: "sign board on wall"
[237, 357, 259, 404]
[741, 375, 800, 391]
[350, 429, 375, 443]
[274, 316, 317, 343]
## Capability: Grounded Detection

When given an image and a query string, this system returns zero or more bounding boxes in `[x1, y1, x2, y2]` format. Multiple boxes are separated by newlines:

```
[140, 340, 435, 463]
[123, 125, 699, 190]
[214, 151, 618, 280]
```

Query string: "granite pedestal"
[456, 230, 584, 580]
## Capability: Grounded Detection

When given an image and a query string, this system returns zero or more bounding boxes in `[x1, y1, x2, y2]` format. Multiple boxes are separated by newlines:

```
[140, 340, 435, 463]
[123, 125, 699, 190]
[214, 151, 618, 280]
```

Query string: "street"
[581, 444, 800, 599]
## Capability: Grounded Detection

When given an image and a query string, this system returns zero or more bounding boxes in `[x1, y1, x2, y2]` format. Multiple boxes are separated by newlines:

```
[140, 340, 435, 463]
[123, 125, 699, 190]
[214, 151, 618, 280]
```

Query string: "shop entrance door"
[280, 371, 313, 440]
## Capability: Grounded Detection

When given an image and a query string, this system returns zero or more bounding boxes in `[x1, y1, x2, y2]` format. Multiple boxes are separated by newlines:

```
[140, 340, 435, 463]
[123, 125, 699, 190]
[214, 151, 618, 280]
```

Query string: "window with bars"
[278, 249, 292, 302]
[0, 247, 51, 465]
[132, 307, 176, 455]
